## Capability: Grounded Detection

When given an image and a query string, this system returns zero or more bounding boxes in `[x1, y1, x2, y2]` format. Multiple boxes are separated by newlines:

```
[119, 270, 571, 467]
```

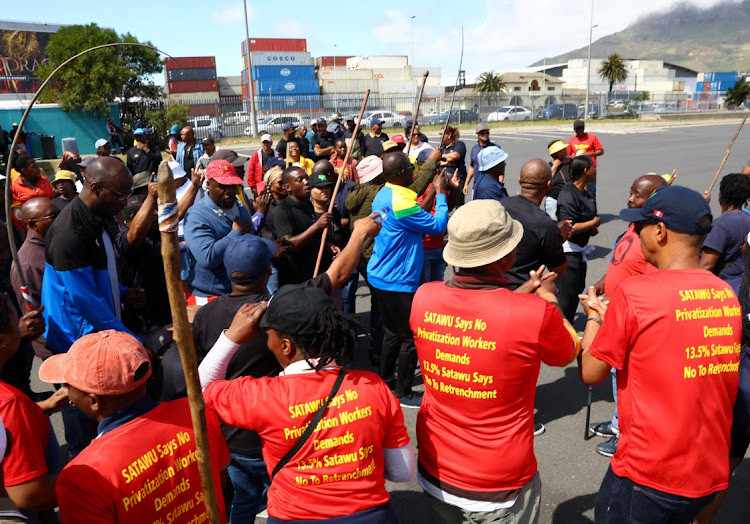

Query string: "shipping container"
[248, 51, 312, 65]
[167, 68, 217, 82]
[702, 81, 710, 92]
[703, 72, 713, 82]
[219, 76, 242, 86]
[188, 104, 220, 118]
[346, 56, 408, 70]
[371, 68, 413, 82]
[219, 85, 243, 96]
[695, 82, 703, 92]
[717, 81, 736, 91]
[256, 95, 320, 111]
[696, 73, 704, 82]
[317, 67, 372, 80]
[316, 56, 354, 68]
[165, 56, 216, 70]
[168, 91, 220, 103]
[378, 80, 414, 94]
[412, 67, 441, 77]
[246, 38, 307, 53]
[320, 79, 379, 95]
[252, 65, 316, 81]
[241, 70, 247, 84]
[710, 81, 719, 91]
[167, 80, 219, 94]
[253, 79, 320, 95]
[704, 72, 737, 83]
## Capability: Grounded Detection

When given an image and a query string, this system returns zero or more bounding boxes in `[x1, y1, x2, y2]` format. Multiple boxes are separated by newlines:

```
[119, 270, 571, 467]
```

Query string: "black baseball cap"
[309, 172, 334, 188]
[619, 185, 712, 235]
[260, 285, 333, 335]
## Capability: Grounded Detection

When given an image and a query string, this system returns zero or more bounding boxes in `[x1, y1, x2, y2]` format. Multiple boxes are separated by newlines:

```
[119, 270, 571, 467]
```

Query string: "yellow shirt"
[285, 156, 314, 175]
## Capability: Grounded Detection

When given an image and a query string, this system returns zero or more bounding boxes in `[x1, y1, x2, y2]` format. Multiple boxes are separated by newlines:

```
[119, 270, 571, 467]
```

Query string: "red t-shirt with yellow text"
[604, 223, 657, 297]
[590, 270, 740, 497]
[410, 280, 573, 498]
[203, 368, 409, 520]
[56, 398, 230, 524]
[567, 133, 603, 165]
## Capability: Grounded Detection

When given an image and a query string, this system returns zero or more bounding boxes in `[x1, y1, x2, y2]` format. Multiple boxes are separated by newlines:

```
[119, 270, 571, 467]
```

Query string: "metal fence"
[124, 90, 732, 139]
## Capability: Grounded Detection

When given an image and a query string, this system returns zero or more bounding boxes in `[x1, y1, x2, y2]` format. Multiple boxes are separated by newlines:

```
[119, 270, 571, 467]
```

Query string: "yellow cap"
[548, 140, 566, 156]
[53, 170, 77, 183]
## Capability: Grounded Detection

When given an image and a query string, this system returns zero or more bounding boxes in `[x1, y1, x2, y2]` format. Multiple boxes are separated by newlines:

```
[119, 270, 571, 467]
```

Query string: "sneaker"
[534, 423, 546, 436]
[398, 391, 423, 408]
[590, 421, 617, 438]
[596, 436, 618, 457]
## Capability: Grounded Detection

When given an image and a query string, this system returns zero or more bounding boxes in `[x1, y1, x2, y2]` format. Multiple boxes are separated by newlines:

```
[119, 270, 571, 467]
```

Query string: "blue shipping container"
[695, 82, 703, 91]
[704, 72, 714, 82]
[713, 73, 737, 82]
[256, 95, 321, 111]
[718, 81, 737, 91]
[252, 65, 315, 81]
[253, 79, 320, 95]
[241, 70, 246, 84]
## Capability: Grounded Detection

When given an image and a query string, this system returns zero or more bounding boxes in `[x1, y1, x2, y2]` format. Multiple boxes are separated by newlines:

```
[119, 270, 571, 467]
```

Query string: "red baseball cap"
[206, 159, 243, 185]
[38, 330, 152, 395]
[391, 134, 406, 145]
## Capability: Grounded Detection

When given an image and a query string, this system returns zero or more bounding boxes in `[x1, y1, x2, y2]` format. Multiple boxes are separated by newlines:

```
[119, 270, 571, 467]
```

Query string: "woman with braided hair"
[200, 285, 414, 523]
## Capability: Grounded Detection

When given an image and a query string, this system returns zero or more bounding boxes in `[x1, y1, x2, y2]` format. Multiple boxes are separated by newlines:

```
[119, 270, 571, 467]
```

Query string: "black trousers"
[371, 287, 417, 396]
[557, 252, 587, 324]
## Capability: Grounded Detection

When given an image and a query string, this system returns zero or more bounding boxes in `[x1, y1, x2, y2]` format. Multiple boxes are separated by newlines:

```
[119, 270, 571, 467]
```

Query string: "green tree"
[599, 54, 629, 94]
[474, 71, 506, 106]
[725, 81, 750, 108]
[144, 103, 190, 149]
[37, 24, 162, 115]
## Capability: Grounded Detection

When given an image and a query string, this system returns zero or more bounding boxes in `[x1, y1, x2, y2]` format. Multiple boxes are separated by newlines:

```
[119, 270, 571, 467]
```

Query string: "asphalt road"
[35, 120, 750, 523]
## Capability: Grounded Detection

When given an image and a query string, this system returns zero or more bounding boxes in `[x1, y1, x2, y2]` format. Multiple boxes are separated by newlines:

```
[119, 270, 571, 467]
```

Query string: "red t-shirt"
[0, 382, 51, 490]
[56, 398, 230, 523]
[410, 281, 573, 497]
[203, 368, 409, 520]
[604, 224, 658, 297]
[10, 176, 54, 229]
[567, 133, 603, 165]
[590, 270, 741, 497]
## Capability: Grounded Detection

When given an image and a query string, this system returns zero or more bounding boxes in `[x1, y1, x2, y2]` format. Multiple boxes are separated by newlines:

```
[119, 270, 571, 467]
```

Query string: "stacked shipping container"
[165, 57, 219, 100]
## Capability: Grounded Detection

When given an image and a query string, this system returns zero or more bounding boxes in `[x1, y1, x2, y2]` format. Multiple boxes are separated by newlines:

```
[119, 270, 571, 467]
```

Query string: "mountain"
[531, 0, 750, 72]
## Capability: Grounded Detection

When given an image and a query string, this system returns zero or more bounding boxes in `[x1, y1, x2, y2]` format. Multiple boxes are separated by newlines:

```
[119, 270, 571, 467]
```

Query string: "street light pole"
[584, 0, 595, 120]
[243, 0, 258, 136]
[333, 44, 337, 113]
[411, 16, 416, 98]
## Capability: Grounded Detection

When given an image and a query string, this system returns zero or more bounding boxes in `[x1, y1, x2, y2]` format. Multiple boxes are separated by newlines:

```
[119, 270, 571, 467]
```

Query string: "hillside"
[531, 0, 750, 72]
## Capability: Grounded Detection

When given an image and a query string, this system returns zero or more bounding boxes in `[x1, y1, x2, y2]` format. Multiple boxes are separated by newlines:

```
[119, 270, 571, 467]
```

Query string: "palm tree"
[474, 71, 506, 106]
[599, 54, 628, 94]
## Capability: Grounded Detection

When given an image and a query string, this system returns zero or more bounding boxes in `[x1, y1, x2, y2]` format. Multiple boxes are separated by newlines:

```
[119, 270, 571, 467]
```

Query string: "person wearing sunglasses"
[42, 156, 143, 457]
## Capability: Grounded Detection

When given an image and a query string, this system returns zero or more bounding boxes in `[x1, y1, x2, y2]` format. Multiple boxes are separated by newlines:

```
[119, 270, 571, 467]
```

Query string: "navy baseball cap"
[370, 118, 384, 126]
[223, 235, 277, 284]
[282, 122, 297, 131]
[619, 185, 712, 235]
[260, 285, 333, 335]
[266, 156, 286, 169]
[416, 149, 431, 164]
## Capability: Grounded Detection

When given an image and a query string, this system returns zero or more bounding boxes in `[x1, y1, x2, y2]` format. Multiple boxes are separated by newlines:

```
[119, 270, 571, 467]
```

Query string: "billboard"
[0, 28, 54, 94]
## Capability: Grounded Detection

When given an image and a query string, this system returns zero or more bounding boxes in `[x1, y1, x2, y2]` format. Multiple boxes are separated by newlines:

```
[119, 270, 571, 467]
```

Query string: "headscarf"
[264, 166, 283, 189]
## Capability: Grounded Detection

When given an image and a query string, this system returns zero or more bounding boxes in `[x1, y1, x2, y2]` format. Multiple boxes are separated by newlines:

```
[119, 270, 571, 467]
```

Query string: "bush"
[143, 104, 190, 150]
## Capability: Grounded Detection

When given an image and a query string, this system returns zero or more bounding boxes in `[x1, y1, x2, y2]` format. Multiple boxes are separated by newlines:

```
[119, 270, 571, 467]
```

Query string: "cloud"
[210, 1, 253, 25]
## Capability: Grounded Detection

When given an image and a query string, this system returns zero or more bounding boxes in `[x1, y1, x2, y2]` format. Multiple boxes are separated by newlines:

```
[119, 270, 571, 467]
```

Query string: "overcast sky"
[12, 0, 741, 84]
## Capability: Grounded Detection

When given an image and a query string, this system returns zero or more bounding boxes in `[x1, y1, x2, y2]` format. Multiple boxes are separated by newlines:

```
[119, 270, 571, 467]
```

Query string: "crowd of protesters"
[0, 111, 747, 524]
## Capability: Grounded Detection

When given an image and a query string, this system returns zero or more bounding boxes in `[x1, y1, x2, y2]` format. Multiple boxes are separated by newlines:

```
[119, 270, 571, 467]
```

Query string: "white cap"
[95, 138, 109, 149]
[310, 119, 317, 126]
[261, 134, 272, 144]
[167, 160, 187, 179]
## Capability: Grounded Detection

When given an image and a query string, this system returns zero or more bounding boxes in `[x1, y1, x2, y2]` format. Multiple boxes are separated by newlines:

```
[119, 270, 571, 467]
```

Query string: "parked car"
[577, 103, 600, 119]
[355, 110, 403, 128]
[224, 111, 249, 125]
[244, 114, 302, 135]
[424, 110, 440, 118]
[653, 102, 679, 113]
[487, 106, 532, 122]
[428, 109, 479, 125]
[536, 103, 578, 120]
[606, 100, 625, 109]
[189, 116, 225, 139]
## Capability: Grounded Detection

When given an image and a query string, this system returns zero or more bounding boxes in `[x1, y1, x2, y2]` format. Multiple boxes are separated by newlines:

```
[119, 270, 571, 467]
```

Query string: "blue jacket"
[176, 141, 204, 171]
[367, 183, 448, 292]
[42, 197, 134, 353]
[184, 196, 263, 297]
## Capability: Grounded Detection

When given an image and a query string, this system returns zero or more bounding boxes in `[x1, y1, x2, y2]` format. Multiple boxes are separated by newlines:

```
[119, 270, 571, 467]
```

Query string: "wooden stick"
[404, 71, 430, 157]
[157, 161, 221, 524]
[706, 116, 746, 195]
[667, 169, 677, 185]
[313, 89, 371, 277]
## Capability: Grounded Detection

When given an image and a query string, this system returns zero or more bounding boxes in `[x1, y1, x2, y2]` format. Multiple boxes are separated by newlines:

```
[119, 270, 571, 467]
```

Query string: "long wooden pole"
[313, 89, 370, 277]
[157, 162, 221, 523]
[404, 71, 429, 157]
[705, 116, 746, 195]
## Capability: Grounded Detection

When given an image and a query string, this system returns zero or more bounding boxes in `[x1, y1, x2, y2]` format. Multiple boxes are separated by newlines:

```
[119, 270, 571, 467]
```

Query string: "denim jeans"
[421, 246, 447, 283]
[587, 179, 597, 203]
[341, 270, 359, 314]
[610, 368, 619, 432]
[267, 265, 280, 294]
[594, 466, 716, 524]
[226, 453, 270, 523]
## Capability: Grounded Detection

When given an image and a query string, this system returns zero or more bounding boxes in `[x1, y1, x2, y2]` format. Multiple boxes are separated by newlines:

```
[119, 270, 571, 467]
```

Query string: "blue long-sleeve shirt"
[367, 183, 448, 293]
[184, 196, 264, 297]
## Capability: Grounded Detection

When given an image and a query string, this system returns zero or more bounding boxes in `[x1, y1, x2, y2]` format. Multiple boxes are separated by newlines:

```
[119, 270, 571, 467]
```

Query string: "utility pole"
[333, 44, 337, 113]
[584, 0, 595, 120]
[243, 0, 258, 136]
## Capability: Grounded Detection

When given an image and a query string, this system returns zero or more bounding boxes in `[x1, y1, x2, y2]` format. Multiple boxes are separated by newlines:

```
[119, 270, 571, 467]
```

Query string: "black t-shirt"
[261, 198, 283, 240]
[53, 196, 73, 212]
[158, 274, 332, 456]
[115, 226, 171, 330]
[276, 137, 301, 159]
[549, 160, 572, 200]
[502, 196, 567, 290]
[311, 132, 337, 161]
[272, 197, 327, 285]
[444, 141, 467, 180]
[557, 183, 597, 247]
[314, 207, 348, 249]
[182, 145, 195, 174]
[362, 133, 389, 158]
[297, 135, 311, 158]
[126, 146, 160, 175]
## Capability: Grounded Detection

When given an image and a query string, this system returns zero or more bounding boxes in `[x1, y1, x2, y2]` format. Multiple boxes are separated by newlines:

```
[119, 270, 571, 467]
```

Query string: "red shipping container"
[166, 56, 216, 70]
[316, 56, 353, 68]
[702, 82, 710, 91]
[189, 104, 218, 118]
[246, 38, 306, 52]
[168, 80, 218, 93]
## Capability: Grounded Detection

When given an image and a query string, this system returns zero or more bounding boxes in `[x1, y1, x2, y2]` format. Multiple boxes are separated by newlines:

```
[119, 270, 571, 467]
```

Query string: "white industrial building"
[561, 58, 699, 93]
[316, 56, 441, 95]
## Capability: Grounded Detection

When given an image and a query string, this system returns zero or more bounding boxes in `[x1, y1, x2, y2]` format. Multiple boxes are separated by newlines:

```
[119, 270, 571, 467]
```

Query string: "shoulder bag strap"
[271, 366, 347, 480]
